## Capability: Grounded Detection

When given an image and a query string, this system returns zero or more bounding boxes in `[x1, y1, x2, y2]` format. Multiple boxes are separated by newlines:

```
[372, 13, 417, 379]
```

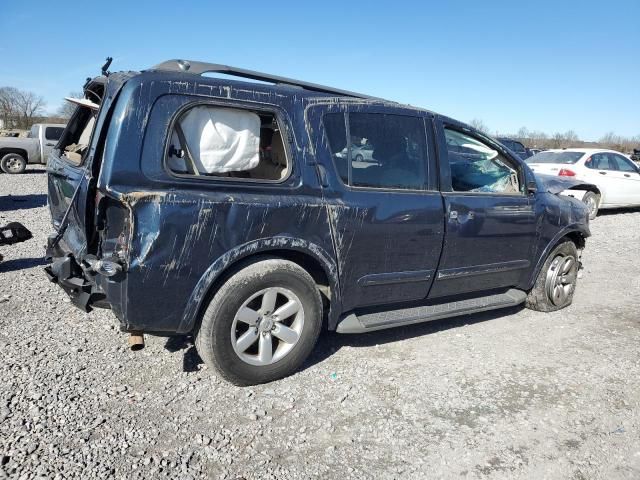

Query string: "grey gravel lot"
[1, 166, 640, 480]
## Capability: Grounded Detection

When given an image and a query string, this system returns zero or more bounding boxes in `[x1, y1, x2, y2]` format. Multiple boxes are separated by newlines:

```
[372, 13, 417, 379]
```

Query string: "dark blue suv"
[45, 60, 591, 385]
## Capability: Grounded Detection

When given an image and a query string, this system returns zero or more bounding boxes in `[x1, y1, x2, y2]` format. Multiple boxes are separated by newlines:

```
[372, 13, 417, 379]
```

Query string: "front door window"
[445, 129, 522, 194]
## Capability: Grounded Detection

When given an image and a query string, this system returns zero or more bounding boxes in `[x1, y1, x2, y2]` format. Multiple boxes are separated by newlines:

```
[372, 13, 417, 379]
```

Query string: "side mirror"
[526, 180, 538, 194]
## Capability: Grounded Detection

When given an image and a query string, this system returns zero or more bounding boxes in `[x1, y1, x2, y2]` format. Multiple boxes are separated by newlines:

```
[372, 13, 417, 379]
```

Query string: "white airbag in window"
[179, 106, 260, 173]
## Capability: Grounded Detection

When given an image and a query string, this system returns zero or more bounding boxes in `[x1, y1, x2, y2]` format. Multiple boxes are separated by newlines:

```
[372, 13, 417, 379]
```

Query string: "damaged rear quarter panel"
[98, 76, 339, 332]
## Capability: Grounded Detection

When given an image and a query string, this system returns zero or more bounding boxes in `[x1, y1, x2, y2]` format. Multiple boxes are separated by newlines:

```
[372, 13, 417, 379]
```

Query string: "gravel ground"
[1, 166, 640, 479]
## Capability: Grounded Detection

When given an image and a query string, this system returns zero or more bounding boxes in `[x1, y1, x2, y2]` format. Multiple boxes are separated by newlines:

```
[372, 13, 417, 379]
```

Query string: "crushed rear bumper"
[44, 254, 96, 312]
[44, 233, 113, 313]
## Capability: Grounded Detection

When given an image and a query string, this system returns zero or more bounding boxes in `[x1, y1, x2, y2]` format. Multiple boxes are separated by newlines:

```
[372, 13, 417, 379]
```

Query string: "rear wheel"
[0, 153, 27, 174]
[582, 192, 599, 220]
[195, 258, 322, 385]
[525, 240, 579, 312]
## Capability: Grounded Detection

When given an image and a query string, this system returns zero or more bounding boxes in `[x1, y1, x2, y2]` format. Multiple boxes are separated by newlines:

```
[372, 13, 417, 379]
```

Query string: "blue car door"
[307, 103, 445, 311]
[429, 118, 537, 298]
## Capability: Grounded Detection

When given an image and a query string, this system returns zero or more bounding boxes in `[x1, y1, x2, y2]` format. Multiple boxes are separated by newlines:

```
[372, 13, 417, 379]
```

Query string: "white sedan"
[526, 148, 640, 219]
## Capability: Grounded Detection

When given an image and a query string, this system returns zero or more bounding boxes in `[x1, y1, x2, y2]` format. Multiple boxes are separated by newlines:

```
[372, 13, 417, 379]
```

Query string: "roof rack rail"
[149, 59, 372, 99]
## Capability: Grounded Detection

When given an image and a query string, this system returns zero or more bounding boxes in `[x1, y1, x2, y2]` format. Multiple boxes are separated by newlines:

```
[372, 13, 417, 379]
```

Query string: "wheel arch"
[0, 148, 28, 161]
[177, 237, 341, 334]
[527, 226, 587, 290]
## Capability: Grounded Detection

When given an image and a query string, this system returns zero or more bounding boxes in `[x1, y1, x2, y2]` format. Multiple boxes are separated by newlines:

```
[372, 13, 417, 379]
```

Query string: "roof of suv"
[139, 59, 439, 112]
[148, 59, 378, 100]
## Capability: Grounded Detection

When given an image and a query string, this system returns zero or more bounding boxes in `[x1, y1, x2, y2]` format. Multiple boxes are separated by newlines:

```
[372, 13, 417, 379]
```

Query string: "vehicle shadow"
[164, 335, 203, 373]
[21, 168, 47, 174]
[168, 305, 526, 377]
[304, 305, 526, 370]
[0, 194, 47, 211]
[0, 256, 48, 273]
[597, 207, 640, 216]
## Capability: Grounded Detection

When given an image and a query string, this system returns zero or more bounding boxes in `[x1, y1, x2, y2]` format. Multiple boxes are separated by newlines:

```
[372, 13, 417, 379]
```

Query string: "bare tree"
[57, 91, 84, 119]
[469, 118, 490, 134]
[16, 91, 45, 129]
[0, 87, 20, 128]
[550, 132, 565, 149]
[564, 130, 579, 144]
[517, 127, 529, 140]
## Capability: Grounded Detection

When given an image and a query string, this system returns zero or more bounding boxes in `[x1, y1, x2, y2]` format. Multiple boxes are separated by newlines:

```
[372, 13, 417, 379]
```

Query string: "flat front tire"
[525, 240, 579, 312]
[195, 258, 322, 385]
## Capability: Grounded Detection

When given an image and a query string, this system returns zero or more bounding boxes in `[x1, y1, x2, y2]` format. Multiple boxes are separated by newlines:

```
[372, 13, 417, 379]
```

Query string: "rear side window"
[167, 105, 289, 181]
[45, 127, 64, 141]
[323, 112, 428, 190]
[445, 129, 522, 194]
[527, 151, 583, 164]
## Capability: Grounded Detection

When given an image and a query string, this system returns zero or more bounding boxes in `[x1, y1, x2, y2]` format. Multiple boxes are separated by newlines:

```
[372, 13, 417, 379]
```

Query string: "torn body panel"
[78, 76, 340, 333]
[535, 173, 600, 198]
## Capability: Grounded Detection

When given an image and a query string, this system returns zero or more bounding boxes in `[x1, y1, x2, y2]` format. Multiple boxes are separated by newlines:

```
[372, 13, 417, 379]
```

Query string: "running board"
[336, 289, 527, 334]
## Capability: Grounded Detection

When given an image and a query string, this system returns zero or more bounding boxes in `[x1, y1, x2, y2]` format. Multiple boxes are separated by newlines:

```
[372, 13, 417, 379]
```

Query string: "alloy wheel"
[545, 254, 577, 306]
[230, 287, 305, 366]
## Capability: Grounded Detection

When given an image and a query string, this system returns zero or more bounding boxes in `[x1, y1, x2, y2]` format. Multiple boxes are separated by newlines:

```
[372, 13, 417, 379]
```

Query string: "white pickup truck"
[0, 123, 66, 173]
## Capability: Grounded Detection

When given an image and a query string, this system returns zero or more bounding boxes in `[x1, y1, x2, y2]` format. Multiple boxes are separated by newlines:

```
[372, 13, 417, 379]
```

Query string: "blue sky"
[1, 0, 638, 141]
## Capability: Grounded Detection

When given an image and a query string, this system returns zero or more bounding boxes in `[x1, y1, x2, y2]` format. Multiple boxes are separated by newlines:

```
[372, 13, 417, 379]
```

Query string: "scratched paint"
[45, 64, 592, 336]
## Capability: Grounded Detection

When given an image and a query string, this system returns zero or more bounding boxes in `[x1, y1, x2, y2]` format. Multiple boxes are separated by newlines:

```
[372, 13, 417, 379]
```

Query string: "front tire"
[195, 258, 322, 385]
[0, 153, 27, 174]
[525, 240, 579, 312]
[582, 192, 599, 220]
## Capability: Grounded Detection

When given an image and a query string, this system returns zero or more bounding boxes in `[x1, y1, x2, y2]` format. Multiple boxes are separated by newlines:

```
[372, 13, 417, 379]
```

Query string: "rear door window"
[324, 113, 428, 190]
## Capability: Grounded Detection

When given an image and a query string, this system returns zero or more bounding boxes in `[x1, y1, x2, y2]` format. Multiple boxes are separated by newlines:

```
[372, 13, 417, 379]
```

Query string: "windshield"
[526, 151, 584, 164]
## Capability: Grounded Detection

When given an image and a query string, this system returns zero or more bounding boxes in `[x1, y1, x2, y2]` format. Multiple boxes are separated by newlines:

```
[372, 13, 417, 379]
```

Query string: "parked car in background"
[45, 59, 591, 385]
[0, 123, 66, 173]
[336, 142, 377, 163]
[497, 137, 531, 160]
[631, 148, 640, 163]
[526, 148, 640, 218]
